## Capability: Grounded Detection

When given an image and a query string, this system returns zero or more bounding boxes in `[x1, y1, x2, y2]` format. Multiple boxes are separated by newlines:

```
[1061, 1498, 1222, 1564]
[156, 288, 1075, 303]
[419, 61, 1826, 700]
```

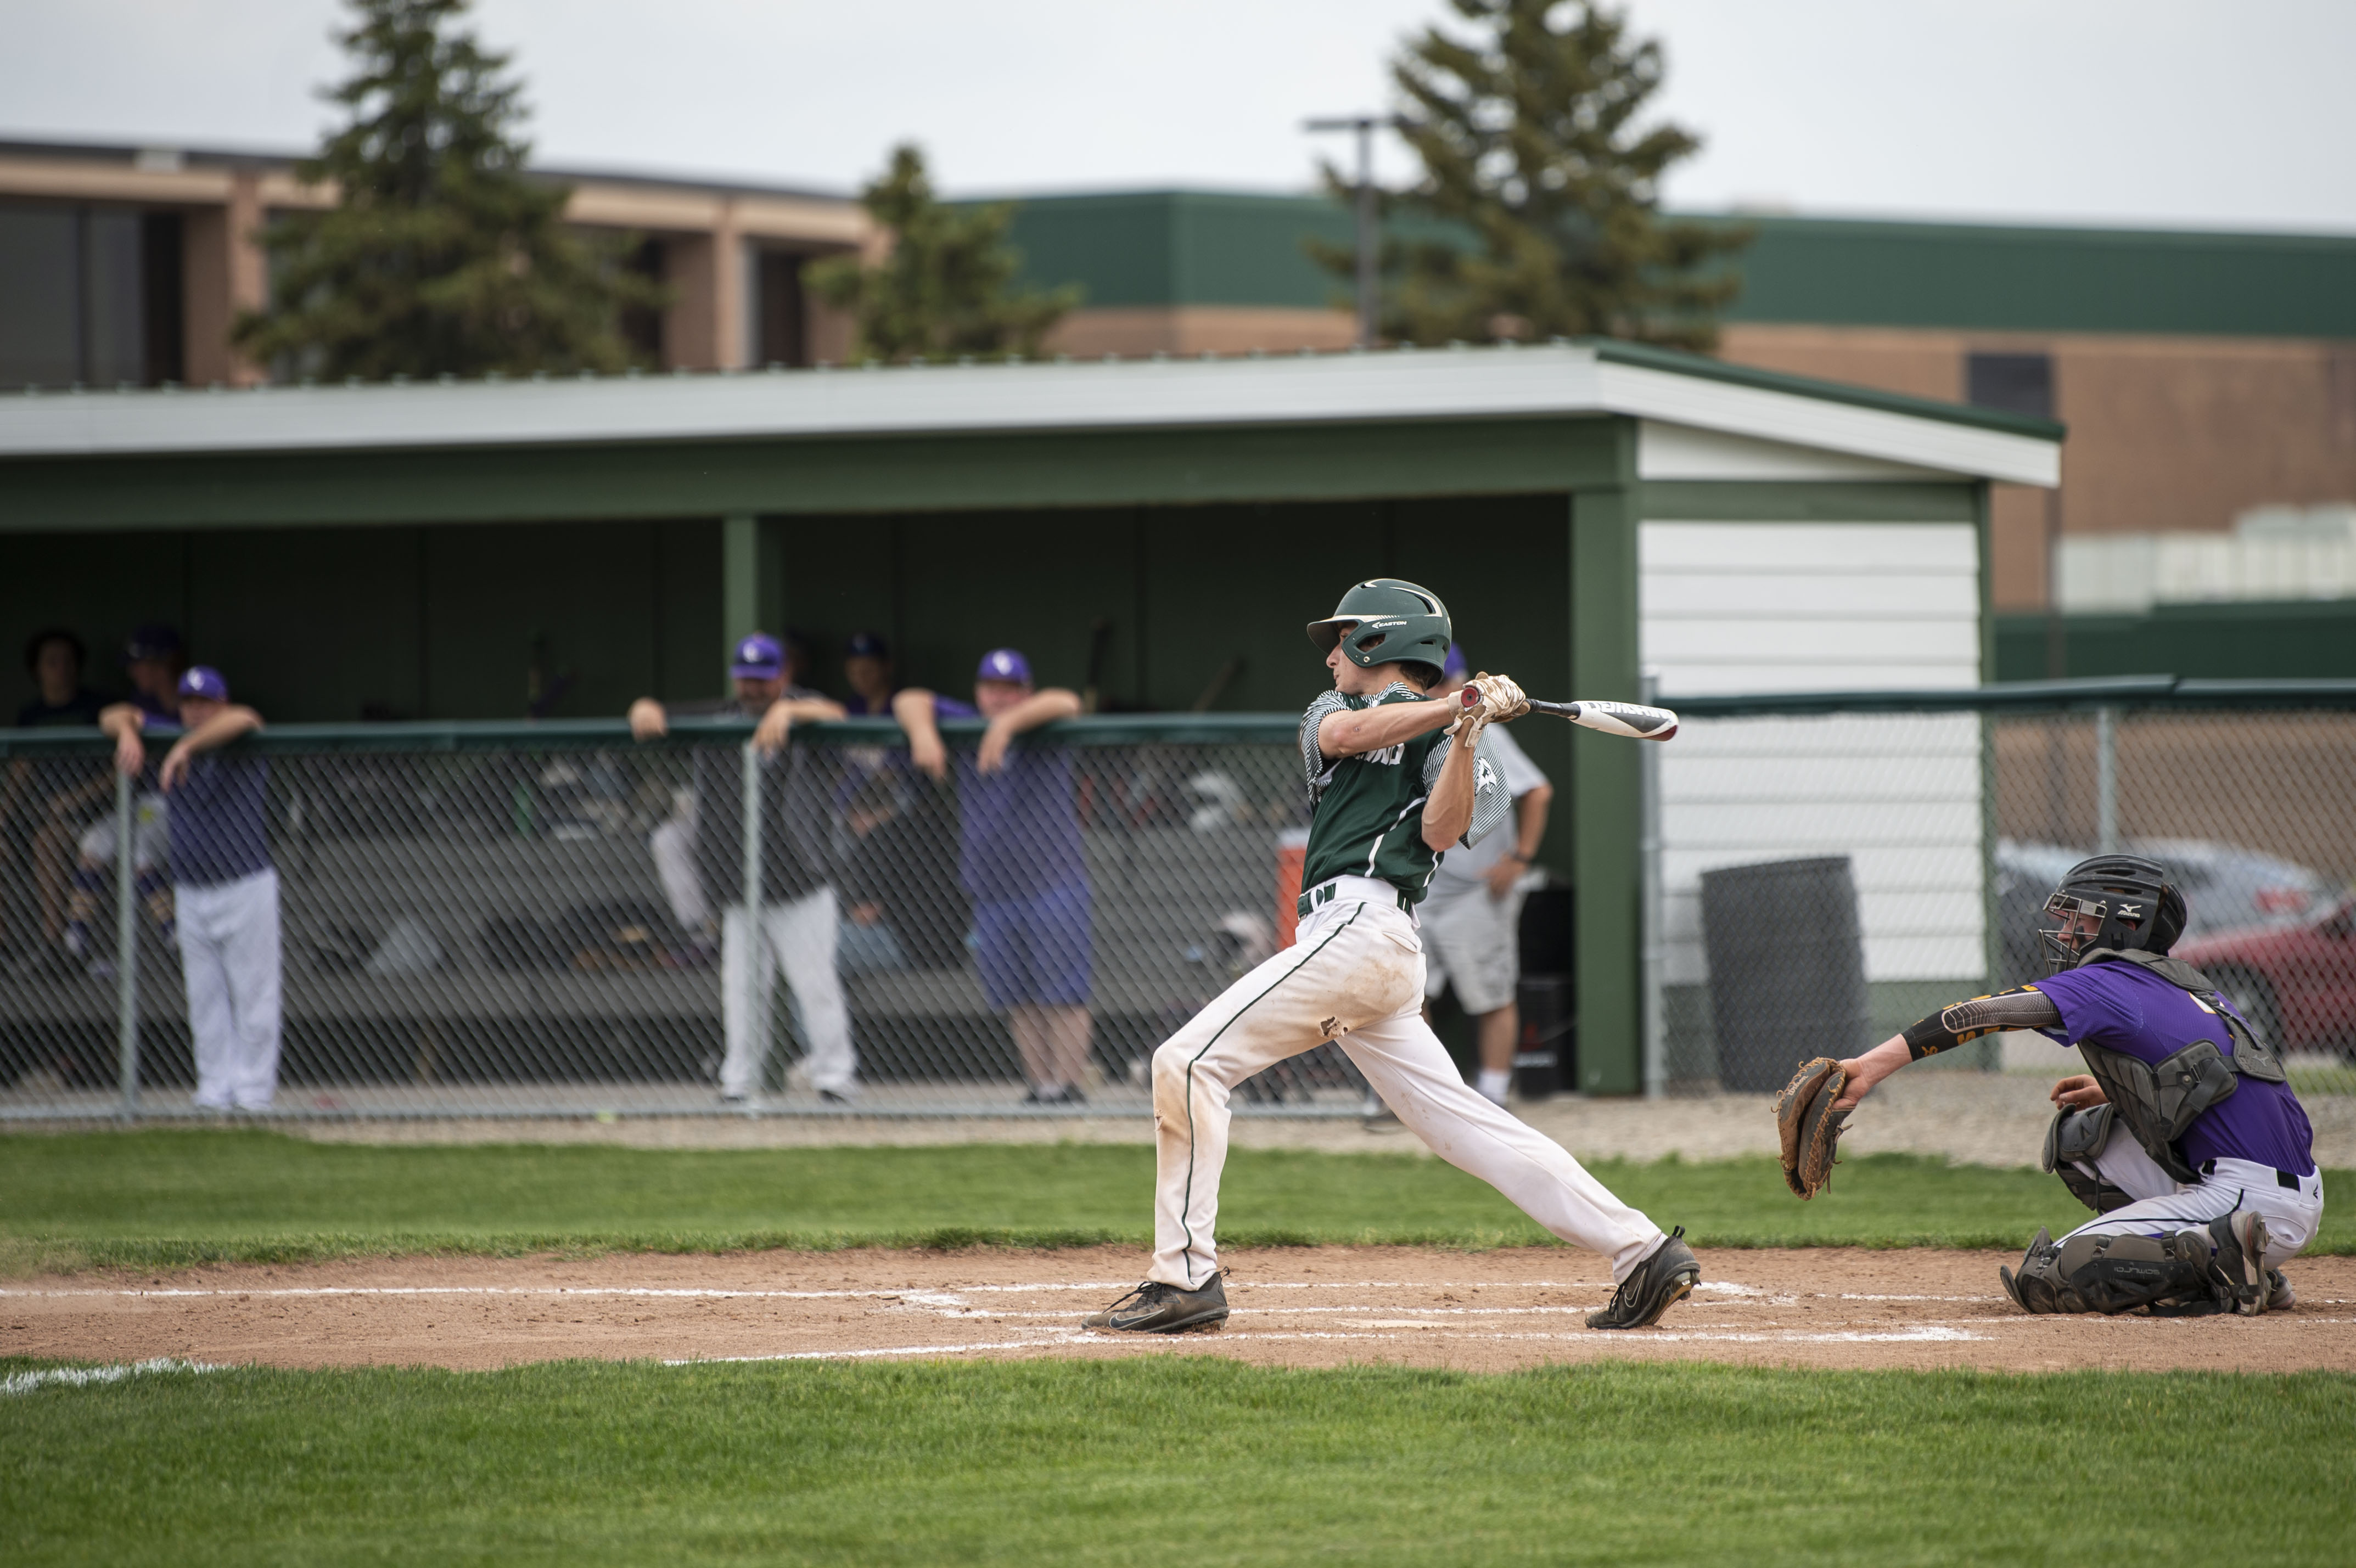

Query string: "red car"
[2174, 895, 2356, 1060]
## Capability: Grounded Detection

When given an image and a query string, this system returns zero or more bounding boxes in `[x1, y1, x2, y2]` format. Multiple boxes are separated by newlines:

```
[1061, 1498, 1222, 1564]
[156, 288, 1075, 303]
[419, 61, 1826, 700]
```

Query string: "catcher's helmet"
[2038, 853, 2189, 973]
[1306, 578, 1452, 675]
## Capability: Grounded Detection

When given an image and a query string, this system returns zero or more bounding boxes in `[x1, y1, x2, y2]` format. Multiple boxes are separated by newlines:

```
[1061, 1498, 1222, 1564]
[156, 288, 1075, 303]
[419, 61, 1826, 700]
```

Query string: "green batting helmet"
[1306, 578, 1453, 672]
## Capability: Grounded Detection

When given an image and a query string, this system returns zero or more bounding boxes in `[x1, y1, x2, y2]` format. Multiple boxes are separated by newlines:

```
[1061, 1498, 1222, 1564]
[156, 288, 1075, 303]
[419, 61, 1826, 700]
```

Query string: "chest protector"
[2070, 949, 2288, 1184]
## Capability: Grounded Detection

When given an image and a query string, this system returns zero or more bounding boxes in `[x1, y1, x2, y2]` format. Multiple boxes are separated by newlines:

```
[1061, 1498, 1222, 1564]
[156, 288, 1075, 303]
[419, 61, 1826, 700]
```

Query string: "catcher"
[1776, 853, 2321, 1317]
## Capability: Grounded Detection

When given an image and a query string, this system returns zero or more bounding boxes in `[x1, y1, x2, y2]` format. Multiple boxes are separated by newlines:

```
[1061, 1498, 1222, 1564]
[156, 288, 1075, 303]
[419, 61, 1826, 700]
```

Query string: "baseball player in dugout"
[629, 633, 855, 1104]
[1792, 853, 2321, 1317]
[102, 667, 282, 1111]
[1084, 580, 1701, 1334]
[894, 650, 1095, 1104]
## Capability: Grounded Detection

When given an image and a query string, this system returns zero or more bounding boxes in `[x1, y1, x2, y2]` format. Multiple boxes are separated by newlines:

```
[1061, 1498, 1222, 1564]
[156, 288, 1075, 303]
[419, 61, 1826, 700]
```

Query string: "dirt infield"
[9, 1246, 2354, 1375]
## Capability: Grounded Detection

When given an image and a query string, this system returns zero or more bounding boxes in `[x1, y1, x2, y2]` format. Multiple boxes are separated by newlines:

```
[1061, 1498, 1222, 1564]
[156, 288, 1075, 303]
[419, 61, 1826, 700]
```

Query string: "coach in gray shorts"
[1419, 644, 1554, 1109]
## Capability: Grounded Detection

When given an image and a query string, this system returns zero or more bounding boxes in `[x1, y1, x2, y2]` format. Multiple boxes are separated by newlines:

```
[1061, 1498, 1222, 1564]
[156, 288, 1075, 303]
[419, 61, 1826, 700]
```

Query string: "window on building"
[617, 237, 665, 367]
[1965, 351, 2054, 420]
[0, 202, 183, 388]
[752, 248, 807, 367]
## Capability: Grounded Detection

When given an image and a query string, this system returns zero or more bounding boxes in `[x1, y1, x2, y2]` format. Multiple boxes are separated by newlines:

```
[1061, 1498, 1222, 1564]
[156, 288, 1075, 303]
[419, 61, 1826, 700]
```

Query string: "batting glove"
[1468, 672, 1529, 723]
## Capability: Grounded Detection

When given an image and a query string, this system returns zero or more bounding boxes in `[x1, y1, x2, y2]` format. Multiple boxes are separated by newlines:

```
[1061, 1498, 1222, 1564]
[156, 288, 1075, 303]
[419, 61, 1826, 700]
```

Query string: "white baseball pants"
[721, 887, 856, 1097]
[1150, 895, 1665, 1290]
[2063, 1136, 2324, 1273]
[649, 816, 713, 932]
[177, 868, 283, 1111]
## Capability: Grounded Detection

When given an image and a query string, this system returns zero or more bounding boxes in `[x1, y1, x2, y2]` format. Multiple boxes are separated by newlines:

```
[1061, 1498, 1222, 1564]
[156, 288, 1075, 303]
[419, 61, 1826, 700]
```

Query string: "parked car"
[2129, 838, 2331, 940]
[1993, 838, 2334, 991]
[2174, 895, 2356, 1060]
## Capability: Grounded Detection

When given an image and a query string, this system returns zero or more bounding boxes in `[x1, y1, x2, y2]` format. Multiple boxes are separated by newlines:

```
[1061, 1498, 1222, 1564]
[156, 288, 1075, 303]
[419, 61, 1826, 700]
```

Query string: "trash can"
[1699, 856, 1874, 1093]
[1513, 975, 1573, 1099]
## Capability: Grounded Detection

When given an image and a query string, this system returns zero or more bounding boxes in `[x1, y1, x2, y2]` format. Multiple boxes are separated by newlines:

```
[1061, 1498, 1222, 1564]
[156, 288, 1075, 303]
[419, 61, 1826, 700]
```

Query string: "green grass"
[4, 1357, 2351, 1565]
[4, 1131, 2352, 1272]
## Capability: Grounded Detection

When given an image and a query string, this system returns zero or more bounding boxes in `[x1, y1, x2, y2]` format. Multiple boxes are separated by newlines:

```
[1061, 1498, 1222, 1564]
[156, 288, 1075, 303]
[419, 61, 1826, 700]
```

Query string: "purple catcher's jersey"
[2032, 959, 2315, 1177]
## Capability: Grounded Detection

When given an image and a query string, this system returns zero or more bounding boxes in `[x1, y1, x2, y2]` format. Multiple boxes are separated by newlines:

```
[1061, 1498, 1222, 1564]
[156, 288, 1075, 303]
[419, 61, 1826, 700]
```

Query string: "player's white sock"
[1476, 1068, 1511, 1106]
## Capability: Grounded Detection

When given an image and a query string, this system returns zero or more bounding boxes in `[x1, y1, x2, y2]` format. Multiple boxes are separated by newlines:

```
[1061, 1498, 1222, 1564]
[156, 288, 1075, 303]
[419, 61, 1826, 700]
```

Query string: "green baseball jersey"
[1297, 683, 1509, 906]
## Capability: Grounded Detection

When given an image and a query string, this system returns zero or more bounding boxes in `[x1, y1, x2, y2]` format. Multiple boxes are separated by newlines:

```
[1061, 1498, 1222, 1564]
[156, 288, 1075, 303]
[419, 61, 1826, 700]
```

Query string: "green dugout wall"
[0, 341, 2059, 1094]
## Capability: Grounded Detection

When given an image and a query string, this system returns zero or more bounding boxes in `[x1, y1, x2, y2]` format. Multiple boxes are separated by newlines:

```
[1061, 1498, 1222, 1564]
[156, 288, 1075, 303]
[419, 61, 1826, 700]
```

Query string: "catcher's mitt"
[1774, 1056, 1852, 1200]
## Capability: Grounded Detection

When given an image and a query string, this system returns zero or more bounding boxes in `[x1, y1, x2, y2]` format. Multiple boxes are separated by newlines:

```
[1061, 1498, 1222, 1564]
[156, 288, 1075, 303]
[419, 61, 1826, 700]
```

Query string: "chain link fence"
[0, 715, 1381, 1120]
[9, 682, 2352, 1122]
[1648, 681, 2356, 1101]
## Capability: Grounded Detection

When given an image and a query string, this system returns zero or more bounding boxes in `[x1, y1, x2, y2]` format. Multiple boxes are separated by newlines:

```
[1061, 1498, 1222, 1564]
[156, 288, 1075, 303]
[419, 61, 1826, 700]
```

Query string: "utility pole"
[1305, 114, 1403, 349]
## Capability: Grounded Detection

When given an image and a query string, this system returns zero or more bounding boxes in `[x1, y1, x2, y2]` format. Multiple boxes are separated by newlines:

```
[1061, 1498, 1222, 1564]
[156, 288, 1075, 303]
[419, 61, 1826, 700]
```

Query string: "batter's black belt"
[1297, 876, 1415, 919]
[2198, 1157, 2307, 1189]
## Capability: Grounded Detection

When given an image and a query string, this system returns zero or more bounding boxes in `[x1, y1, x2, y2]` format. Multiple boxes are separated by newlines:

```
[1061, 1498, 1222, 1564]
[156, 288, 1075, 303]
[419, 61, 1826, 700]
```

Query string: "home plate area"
[9, 1246, 2354, 1376]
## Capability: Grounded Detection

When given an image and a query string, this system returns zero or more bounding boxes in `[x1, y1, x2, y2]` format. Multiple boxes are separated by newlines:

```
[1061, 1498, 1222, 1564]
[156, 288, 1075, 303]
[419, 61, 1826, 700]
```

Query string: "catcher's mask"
[2039, 853, 2188, 973]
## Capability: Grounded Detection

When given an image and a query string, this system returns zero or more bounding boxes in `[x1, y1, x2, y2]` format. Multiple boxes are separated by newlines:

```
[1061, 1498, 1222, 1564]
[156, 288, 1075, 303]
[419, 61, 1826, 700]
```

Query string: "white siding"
[1642, 521, 1985, 985]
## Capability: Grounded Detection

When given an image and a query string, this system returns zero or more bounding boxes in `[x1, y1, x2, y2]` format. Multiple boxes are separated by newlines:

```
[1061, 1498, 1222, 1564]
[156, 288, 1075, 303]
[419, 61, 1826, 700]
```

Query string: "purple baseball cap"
[845, 630, 890, 660]
[178, 665, 229, 702]
[125, 623, 182, 664]
[1441, 644, 1468, 682]
[729, 633, 784, 680]
[975, 647, 1032, 685]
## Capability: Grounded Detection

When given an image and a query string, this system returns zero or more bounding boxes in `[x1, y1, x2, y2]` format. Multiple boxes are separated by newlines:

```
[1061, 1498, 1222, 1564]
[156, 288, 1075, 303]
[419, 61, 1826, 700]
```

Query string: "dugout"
[0, 341, 2061, 1093]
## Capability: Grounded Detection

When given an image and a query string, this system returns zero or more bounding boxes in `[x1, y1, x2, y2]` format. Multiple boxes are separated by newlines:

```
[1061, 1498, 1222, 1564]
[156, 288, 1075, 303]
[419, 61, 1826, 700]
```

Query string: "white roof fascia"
[1636, 421, 1950, 483]
[0, 344, 2058, 486]
[1597, 359, 2058, 487]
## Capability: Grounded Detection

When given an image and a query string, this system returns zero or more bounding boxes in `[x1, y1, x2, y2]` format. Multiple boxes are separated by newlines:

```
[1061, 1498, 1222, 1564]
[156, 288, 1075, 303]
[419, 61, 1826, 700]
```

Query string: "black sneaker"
[1586, 1228, 1701, 1330]
[1082, 1274, 1229, 1333]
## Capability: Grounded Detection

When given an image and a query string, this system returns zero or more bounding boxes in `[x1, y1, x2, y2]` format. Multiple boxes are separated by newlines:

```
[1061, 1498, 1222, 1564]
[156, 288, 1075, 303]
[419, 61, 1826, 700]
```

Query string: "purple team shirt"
[168, 754, 272, 886]
[2033, 958, 2315, 1176]
[932, 696, 1085, 901]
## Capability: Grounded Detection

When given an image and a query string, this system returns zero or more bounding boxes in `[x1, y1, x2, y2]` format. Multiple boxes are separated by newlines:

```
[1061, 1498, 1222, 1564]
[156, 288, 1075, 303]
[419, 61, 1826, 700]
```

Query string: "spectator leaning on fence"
[3, 630, 108, 967]
[65, 625, 187, 974]
[629, 633, 857, 1104]
[896, 649, 1094, 1105]
[1416, 644, 1555, 1111]
[109, 667, 279, 1111]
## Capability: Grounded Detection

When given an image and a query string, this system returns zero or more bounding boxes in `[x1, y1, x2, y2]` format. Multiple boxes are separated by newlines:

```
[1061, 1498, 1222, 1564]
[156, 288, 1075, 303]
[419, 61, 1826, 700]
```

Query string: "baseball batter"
[1830, 853, 2320, 1316]
[1085, 580, 1699, 1334]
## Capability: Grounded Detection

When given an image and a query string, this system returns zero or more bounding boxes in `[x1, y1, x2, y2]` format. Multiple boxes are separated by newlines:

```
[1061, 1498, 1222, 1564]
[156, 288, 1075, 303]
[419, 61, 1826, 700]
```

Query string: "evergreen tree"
[1320, 0, 1749, 350]
[807, 145, 1078, 362]
[234, 0, 663, 380]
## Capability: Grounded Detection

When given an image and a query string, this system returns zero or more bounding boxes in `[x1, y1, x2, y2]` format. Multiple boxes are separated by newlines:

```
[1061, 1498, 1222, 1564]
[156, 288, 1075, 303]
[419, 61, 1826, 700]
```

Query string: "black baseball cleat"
[1082, 1274, 1229, 1333]
[1587, 1228, 1701, 1330]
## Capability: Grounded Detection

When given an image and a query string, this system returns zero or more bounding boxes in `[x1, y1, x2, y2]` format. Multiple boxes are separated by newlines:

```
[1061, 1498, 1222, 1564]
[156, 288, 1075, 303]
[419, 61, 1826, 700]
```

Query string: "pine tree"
[234, 0, 663, 380]
[1322, 0, 1749, 350]
[806, 145, 1079, 362]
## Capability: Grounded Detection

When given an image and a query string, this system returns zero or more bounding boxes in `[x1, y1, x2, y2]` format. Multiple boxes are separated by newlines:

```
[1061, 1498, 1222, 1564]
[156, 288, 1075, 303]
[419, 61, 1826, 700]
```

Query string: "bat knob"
[1459, 687, 1480, 707]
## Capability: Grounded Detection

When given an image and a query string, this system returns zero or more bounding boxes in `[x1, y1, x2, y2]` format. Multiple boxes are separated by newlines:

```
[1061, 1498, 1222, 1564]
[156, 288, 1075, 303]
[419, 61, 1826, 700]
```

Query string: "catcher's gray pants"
[2061, 1138, 2323, 1274]
[1148, 893, 1664, 1290]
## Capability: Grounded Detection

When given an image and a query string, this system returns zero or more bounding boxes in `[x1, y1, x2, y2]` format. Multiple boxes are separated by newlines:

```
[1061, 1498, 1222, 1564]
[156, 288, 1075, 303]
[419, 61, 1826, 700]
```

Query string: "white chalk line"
[0, 1278, 1845, 1305]
[2, 1357, 225, 1396]
[671, 1323, 1988, 1365]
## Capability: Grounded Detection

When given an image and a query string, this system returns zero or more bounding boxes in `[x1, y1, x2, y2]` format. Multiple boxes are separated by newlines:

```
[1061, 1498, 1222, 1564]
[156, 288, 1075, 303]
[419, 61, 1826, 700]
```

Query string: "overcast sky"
[7, 0, 2353, 232]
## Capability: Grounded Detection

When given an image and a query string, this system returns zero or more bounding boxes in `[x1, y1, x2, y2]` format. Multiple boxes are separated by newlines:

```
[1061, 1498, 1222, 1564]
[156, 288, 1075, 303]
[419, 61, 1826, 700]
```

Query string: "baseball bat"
[1458, 687, 1679, 741]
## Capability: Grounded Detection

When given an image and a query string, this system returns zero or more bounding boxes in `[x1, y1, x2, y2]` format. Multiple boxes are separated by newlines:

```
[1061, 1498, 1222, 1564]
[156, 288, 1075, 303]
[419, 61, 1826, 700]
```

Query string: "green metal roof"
[1722, 215, 2356, 338]
[984, 192, 2356, 339]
